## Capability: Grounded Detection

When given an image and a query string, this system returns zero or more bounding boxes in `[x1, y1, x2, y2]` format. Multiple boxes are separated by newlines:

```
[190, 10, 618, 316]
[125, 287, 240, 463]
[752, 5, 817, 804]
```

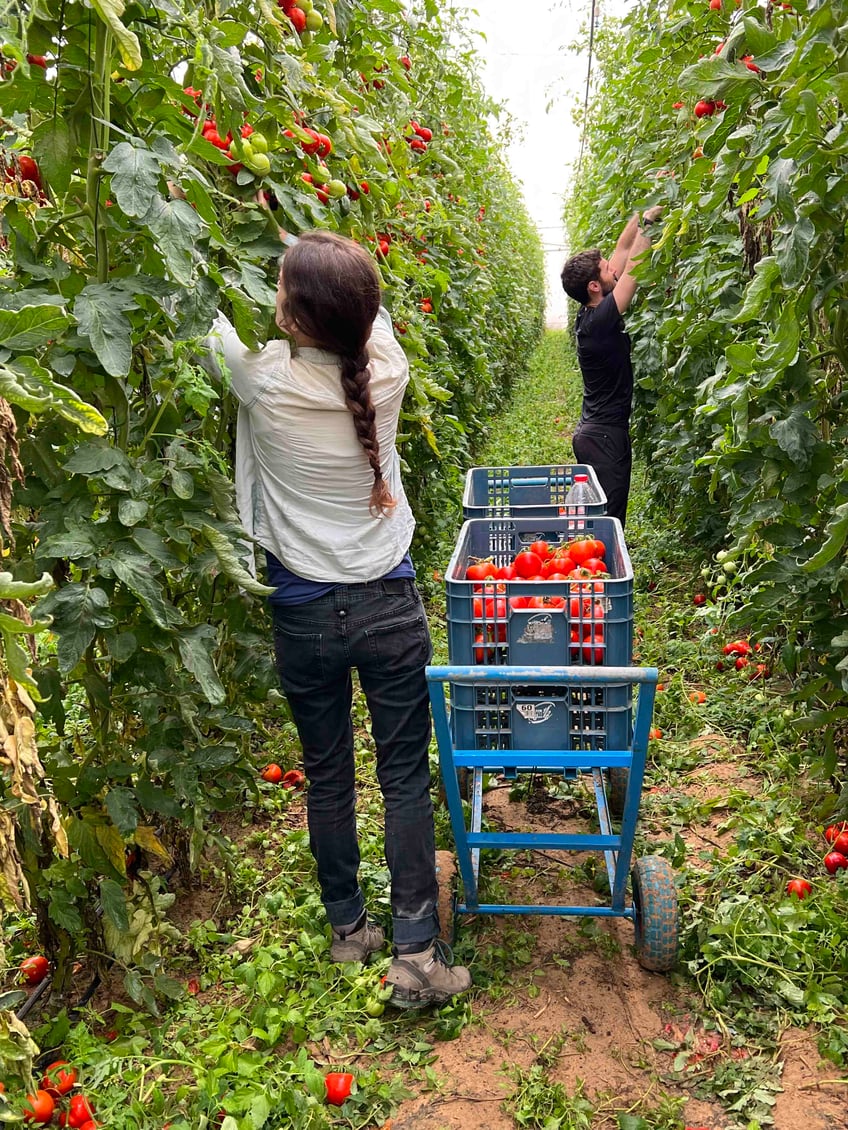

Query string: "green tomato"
[306, 9, 323, 30]
[715, 550, 728, 563]
[365, 999, 384, 1016]
[722, 560, 738, 576]
[300, 0, 313, 9]
[247, 152, 271, 176]
[327, 179, 347, 198]
[250, 133, 269, 154]
[240, 140, 255, 161]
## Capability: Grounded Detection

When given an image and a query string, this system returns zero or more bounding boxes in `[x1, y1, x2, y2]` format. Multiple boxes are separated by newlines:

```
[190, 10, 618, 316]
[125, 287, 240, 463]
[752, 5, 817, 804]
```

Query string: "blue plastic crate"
[445, 516, 633, 755]
[462, 464, 607, 519]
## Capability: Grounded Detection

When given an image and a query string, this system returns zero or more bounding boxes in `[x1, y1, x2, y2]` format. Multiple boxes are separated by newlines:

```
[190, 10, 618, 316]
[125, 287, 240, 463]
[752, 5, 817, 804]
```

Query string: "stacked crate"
[447, 467, 633, 761]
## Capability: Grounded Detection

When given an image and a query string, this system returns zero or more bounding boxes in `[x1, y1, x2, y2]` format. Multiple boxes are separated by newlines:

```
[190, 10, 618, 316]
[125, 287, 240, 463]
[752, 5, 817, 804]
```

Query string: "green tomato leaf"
[102, 141, 162, 217]
[74, 284, 138, 378]
[100, 878, 130, 932]
[36, 584, 115, 673]
[203, 524, 274, 596]
[0, 571, 53, 601]
[110, 546, 184, 630]
[176, 624, 227, 706]
[143, 197, 207, 286]
[801, 502, 848, 572]
[769, 408, 818, 467]
[105, 787, 139, 836]
[0, 304, 71, 351]
[732, 257, 780, 323]
[89, 0, 142, 70]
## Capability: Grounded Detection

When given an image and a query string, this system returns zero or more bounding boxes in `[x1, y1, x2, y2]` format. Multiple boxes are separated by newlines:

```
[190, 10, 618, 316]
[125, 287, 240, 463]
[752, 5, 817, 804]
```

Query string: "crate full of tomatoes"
[443, 517, 633, 755]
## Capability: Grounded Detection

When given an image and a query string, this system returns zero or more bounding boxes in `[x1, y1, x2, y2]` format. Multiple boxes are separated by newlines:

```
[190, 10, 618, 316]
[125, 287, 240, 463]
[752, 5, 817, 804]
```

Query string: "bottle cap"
[574, 474, 588, 482]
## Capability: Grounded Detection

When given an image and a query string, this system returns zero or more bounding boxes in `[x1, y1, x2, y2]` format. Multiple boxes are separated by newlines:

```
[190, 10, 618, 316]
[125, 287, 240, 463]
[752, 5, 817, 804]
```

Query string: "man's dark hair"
[561, 249, 602, 305]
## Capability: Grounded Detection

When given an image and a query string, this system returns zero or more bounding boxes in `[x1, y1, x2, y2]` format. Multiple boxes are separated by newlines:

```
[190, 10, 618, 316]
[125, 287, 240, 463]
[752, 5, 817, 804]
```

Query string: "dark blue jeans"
[271, 577, 439, 947]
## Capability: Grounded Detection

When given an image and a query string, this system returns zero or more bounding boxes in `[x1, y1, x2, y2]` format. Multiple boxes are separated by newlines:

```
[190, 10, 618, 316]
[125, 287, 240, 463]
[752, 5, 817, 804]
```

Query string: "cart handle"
[425, 665, 658, 687]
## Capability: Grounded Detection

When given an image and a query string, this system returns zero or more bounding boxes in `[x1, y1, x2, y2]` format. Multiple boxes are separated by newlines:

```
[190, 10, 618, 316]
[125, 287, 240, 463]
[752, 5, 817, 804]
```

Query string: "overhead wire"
[577, 0, 599, 177]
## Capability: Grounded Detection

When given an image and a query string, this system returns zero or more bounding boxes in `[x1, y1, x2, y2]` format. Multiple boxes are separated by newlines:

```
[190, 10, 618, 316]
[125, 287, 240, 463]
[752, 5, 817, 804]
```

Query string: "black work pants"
[572, 421, 632, 527]
[271, 578, 440, 947]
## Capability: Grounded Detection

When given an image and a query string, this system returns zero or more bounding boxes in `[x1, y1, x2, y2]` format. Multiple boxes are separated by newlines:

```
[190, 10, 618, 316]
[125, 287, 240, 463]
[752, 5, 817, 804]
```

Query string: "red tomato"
[495, 564, 517, 581]
[694, 99, 716, 118]
[586, 539, 605, 558]
[68, 1095, 95, 1127]
[18, 155, 41, 186]
[689, 690, 707, 704]
[20, 955, 49, 985]
[582, 557, 608, 576]
[325, 1072, 354, 1106]
[693, 593, 706, 606]
[260, 763, 282, 783]
[568, 539, 596, 565]
[649, 727, 662, 740]
[540, 557, 563, 579]
[823, 852, 848, 875]
[832, 832, 848, 856]
[282, 769, 305, 789]
[509, 596, 532, 610]
[42, 1061, 78, 1095]
[512, 551, 542, 578]
[187, 977, 200, 994]
[26, 53, 48, 67]
[723, 639, 752, 656]
[824, 823, 848, 843]
[466, 561, 496, 582]
[23, 1091, 55, 1123]
[527, 540, 550, 560]
[79, 1123, 99, 1130]
[785, 877, 812, 899]
[550, 552, 575, 574]
[582, 631, 605, 664]
[288, 6, 307, 32]
[545, 572, 569, 582]
[473, 632, 493, 662]
[735, 657, 749, 670]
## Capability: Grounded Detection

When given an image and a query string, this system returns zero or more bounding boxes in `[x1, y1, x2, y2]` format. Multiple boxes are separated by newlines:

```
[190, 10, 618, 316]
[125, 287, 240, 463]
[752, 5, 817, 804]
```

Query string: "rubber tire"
[631, 855, 679, 972]
[607, 767, 629, 818]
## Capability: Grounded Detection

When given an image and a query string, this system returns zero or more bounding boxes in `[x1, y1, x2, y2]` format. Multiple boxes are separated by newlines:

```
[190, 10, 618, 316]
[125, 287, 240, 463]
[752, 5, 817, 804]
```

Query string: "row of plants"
[0, 0, 544, 1073]
[566, 0, 848, 769]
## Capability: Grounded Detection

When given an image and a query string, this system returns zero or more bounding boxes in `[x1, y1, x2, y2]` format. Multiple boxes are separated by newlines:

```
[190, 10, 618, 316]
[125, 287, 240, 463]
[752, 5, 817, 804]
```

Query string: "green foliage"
[0, 0, 544, 979]
[566, 0, 848, 739]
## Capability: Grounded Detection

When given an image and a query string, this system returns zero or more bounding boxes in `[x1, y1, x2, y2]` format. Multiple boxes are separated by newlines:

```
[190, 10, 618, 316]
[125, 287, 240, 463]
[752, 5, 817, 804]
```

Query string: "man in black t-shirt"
[560, 206, 662, 526]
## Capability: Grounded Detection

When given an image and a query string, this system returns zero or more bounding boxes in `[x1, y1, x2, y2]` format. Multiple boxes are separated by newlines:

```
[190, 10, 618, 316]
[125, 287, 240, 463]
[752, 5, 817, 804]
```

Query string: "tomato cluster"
[715, 638, 769, 679]
[260, 764, 305, 788]
[463, 537, 611, 664]
[0, 1063, 97, 1127]
[785, 823, 848, 900]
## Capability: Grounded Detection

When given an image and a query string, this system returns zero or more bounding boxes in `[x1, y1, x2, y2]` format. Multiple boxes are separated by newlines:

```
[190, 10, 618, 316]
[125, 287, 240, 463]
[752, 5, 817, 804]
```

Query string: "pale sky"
[460, 0, 620, 327]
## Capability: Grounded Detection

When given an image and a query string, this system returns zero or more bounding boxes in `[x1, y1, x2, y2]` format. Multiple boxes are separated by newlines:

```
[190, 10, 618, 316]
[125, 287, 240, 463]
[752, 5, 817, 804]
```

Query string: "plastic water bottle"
[563, 473, 598, 516]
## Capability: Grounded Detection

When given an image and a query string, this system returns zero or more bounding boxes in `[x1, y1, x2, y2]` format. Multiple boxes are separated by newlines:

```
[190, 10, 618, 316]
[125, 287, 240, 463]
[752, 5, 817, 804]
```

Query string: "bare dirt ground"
[390, 750, 848, 1130]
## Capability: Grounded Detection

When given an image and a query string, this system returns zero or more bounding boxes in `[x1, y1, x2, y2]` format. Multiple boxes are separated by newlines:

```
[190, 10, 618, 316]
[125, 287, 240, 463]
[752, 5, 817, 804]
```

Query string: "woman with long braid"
[208, 230, 471, 1009]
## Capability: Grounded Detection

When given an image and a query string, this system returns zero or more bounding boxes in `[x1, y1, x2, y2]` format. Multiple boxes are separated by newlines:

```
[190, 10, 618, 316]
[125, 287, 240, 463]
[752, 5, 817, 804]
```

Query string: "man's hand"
[642, 205, 663, 224]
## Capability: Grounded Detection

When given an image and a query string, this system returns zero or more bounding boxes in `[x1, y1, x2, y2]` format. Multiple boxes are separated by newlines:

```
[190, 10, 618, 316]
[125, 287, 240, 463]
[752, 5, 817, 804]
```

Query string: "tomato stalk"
[85, 20, 113, 283]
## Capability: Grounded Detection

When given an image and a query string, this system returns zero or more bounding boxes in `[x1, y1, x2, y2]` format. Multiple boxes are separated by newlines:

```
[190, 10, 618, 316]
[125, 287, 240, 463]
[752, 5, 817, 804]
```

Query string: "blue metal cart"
[427, 664, 679, 971]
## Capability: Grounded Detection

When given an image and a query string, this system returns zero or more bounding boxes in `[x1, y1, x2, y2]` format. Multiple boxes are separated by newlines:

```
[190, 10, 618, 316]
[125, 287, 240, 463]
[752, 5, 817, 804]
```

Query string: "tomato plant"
[0, 0, 544, 993]
[567, 0, 848, 770]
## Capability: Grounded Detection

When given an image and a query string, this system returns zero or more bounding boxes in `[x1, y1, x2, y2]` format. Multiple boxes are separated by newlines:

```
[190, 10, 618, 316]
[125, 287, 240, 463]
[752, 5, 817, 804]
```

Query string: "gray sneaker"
[385, 939, 472, 1009]
[330, 918, 385, 962]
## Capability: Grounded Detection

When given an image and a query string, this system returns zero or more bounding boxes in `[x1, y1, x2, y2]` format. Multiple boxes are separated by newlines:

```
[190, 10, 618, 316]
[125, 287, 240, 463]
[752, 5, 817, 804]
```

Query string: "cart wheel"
[607, 767, 628, 818]
[631, 855, 679, 972]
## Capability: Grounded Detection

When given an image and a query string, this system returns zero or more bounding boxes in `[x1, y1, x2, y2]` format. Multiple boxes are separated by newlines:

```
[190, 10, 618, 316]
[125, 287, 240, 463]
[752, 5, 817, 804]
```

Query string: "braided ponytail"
[340, 350, 396, 517]
[278, 231, 398, 518]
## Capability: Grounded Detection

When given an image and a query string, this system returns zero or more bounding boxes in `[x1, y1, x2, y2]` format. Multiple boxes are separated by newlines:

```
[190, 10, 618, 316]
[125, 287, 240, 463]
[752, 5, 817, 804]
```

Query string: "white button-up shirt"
[209, 308, 416, 583]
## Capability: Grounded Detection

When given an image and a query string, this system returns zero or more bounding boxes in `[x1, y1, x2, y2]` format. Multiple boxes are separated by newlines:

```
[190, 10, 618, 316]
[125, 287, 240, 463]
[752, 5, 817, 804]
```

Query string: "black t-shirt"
[574, 291, 633, 426]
